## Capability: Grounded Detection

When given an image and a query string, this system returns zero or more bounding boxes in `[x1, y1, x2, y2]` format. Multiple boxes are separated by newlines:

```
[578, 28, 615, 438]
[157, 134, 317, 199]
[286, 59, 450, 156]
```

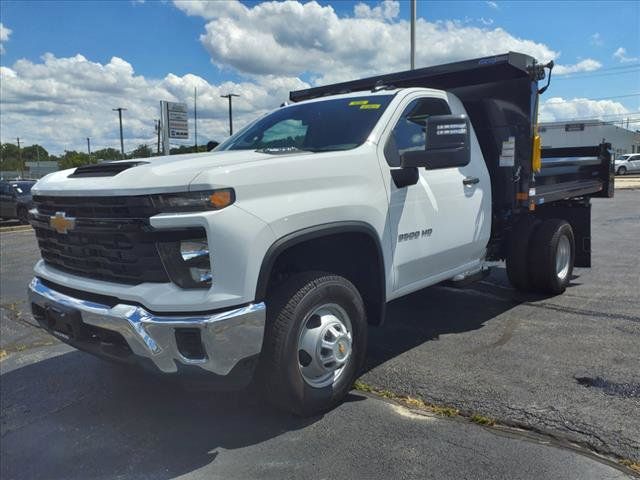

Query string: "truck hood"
[32, 150, 292, 196]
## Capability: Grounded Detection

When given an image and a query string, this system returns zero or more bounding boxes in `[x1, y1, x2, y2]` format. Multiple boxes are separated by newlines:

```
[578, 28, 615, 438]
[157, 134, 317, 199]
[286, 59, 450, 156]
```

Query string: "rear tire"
[617, 166, 627, 175]
[260, 271, 367, 417]
[506, 216, 541, 292]
[529, 219, 575, 294]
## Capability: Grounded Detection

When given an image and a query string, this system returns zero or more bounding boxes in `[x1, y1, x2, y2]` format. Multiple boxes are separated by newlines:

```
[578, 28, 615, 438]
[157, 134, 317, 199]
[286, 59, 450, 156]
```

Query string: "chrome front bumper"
[28, 277, 266, 377]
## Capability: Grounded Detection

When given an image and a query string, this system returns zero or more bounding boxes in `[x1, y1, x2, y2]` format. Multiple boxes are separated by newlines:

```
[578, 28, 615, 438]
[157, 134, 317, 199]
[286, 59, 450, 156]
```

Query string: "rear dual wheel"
[506, 217, 575, 294]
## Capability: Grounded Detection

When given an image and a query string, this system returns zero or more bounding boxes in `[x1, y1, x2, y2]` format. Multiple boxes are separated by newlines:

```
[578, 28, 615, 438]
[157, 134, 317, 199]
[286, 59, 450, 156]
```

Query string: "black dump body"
[290, 52, 613, 258]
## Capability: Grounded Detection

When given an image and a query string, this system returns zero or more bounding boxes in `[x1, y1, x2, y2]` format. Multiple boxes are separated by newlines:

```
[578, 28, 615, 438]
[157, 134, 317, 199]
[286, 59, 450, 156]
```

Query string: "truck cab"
[28, 52, 613, 416]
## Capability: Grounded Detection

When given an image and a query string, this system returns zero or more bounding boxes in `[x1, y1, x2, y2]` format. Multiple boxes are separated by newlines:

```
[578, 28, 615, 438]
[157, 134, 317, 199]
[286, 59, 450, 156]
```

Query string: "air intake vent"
[69, 161, 149, 178]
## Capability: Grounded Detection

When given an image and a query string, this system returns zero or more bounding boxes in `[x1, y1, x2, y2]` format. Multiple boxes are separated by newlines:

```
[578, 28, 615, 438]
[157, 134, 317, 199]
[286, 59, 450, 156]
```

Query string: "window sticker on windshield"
[360, 104, 381, 110]
[349, 100, 369, 106]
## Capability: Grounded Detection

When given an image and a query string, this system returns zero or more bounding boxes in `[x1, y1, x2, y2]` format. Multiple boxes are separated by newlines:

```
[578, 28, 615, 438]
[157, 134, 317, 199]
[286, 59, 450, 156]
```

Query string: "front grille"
[31, 195, 195, 285]
[33, 195, 159, 219]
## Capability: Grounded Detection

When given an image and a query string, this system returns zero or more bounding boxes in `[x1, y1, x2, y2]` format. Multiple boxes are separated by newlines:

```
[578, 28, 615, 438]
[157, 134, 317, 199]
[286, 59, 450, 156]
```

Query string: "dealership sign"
[163, 101, 189, 139]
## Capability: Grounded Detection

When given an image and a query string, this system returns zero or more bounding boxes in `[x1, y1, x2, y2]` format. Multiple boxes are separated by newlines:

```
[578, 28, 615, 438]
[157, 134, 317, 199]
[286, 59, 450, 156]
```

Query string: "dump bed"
[290, 52, 613, 227]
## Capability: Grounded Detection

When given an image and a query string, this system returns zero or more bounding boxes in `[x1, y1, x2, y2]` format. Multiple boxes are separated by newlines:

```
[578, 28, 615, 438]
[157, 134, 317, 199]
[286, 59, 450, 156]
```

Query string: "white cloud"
[589, 32, 603, 47]
[174, 0, 566, 83]
[0, 54, 307, 154]
[2, 0, 619, 155]
[0, 23, 12, 55]
[553, 58, 602, 75]
[486, 1, 498, 9]
[539, 97, 629, 122]
[354, 0, 400, 21]
[613, 47, 638, 63]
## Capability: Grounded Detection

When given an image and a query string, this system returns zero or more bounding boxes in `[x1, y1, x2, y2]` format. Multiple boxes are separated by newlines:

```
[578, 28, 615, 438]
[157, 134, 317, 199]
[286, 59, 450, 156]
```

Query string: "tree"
[58, 150, 95, 169]
[22, 144, 49, 163]
[129, 144, 152, 158]
[92, 147, 121, 161]
[169, 145, 208, 155]
[1, 143, 22, 171]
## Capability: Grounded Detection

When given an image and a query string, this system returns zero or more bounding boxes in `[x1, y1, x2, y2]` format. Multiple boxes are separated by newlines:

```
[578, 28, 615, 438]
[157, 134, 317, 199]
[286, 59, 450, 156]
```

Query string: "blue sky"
[0, 0, 638, 153]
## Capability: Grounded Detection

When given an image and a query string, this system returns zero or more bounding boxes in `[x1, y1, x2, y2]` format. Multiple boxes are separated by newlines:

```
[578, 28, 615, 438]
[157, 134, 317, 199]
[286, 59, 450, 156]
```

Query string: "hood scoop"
[69, 161, 149, 178]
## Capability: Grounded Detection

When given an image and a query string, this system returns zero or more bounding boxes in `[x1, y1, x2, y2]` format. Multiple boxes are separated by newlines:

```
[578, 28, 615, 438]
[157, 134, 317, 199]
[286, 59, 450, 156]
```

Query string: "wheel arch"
[255, 221, 387, 326]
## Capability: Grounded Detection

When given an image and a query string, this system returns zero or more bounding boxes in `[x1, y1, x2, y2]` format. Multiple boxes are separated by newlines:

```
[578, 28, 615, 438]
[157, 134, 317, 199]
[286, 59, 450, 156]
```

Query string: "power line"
[541, 93, 640, 104]
[554, 69, 640, 81]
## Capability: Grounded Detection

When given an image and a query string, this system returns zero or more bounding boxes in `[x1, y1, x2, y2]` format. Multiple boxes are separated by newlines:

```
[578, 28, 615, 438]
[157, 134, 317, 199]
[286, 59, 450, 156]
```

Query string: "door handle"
[463, 176, 480, 186]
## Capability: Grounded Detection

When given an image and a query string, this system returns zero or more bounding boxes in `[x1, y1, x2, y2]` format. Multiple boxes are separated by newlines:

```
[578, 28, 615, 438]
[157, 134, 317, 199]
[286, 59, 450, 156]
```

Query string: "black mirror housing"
[400, 114, 471, 170]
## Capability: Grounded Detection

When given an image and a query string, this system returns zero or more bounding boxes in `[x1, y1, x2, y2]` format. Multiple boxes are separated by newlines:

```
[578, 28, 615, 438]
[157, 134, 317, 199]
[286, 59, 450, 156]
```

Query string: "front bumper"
[28, 278, 266, 384]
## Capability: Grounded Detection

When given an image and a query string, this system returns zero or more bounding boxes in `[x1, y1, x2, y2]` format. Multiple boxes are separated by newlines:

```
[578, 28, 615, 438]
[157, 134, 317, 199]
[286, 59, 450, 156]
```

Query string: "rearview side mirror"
[400, 114, 470, 170]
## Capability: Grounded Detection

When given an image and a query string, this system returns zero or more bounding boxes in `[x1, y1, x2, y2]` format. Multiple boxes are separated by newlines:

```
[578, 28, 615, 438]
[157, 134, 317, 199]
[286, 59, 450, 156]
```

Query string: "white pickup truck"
[28, 52, 613, 416]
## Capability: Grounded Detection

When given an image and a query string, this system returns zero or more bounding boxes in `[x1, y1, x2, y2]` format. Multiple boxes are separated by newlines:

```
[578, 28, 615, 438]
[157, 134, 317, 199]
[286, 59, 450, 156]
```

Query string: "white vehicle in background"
[615, 153, 640, 175]
[27, 53, 614, 416]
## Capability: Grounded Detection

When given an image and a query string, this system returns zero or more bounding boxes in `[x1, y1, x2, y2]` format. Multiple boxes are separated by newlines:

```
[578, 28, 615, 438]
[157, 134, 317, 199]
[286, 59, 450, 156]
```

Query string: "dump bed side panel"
[533, 144, 614, 205]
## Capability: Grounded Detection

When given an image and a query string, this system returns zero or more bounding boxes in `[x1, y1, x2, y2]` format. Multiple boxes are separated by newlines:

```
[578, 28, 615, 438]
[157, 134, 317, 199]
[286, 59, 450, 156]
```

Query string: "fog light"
[157, 238, 212, 289]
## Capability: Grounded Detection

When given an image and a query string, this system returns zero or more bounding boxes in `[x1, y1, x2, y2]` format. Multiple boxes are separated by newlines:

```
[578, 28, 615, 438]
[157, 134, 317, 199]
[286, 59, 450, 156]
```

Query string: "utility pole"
[410, 0, 416, 70]
[87, 137, 91, 156]
[220, 93, 239, 136]
[155, 119, 161, 155]
[16, 137, 23, 178]
[194, 87, 198, 151]
[112, 107, 127, 158]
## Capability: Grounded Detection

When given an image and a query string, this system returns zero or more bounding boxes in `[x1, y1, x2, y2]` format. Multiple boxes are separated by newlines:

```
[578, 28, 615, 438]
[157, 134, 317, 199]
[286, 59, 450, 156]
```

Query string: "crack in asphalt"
[523, 302, 640, 324]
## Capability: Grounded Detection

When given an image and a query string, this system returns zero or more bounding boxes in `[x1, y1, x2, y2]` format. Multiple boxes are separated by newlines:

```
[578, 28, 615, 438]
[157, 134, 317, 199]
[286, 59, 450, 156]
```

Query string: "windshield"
[218, 95, 394, 153]
[11, 181, 35, 195]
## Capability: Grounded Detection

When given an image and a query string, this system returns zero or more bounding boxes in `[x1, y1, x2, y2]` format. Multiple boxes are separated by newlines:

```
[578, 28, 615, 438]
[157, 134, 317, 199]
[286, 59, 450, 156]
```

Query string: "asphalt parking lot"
[1, 190, 639, 479]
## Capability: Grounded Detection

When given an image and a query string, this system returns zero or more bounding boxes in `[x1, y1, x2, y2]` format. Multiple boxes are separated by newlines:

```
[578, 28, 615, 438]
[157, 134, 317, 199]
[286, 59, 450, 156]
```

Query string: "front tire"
[261, 271, 367, 417]
[617, 166, 627, 175]
[529, 219, 575, 294]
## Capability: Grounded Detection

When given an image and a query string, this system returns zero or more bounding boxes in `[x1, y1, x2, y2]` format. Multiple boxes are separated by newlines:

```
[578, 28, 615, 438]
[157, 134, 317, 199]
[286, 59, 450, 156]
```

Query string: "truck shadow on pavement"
[364, 267, 548, 372]
[0, 268, 559, 480]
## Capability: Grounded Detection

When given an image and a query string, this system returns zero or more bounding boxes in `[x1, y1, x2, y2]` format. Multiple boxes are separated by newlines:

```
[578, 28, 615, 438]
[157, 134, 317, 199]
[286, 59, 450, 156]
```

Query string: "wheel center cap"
[334, 337, 351, 360]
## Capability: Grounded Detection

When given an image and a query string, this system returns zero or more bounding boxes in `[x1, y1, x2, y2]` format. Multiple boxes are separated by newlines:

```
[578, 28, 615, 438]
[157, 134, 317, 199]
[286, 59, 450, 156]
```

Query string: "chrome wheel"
[297, 303, 353, 388]
[556, 235, 571, 281]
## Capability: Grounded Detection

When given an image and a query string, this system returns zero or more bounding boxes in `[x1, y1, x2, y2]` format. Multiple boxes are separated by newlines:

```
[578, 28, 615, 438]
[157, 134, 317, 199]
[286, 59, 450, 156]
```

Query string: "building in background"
[25, 161, 58, 178]
[540, 120, 640, 158]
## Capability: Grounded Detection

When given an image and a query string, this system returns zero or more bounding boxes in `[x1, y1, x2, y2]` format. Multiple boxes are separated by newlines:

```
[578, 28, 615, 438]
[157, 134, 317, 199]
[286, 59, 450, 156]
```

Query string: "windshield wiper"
[255, 146, 313, 155]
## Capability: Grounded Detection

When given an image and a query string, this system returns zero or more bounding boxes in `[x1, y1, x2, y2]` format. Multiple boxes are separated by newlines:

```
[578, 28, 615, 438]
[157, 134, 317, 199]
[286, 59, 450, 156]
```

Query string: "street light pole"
[220, 93, 239, 136]
[112, 107, 127, 158]
[410, 0, 416, 70]
[194, 87, 198, 151]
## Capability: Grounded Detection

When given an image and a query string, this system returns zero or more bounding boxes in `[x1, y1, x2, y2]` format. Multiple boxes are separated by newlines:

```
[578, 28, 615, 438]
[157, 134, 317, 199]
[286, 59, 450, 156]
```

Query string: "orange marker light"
[209, 190, 233, 209]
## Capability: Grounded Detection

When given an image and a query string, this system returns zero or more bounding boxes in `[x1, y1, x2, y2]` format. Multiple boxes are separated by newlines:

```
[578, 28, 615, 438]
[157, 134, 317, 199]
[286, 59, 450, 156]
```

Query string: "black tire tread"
[506, 216, 540, 292]
[261, 271, 364, 416]
[529, 219, 574, 294]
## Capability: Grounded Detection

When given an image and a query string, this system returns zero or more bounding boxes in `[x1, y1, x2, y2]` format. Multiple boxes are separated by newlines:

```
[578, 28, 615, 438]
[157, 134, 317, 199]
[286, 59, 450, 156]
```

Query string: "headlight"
[157, 237, 212, 289]
[151, 188, 235, 213]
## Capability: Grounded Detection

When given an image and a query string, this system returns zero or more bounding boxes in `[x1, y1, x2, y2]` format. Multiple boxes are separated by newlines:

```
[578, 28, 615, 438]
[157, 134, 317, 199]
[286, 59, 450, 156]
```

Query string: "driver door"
[380, 95, 491, 293]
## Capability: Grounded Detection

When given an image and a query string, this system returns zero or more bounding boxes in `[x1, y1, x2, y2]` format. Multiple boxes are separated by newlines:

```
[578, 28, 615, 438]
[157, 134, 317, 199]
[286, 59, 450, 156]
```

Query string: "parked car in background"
[0, 179, 37, 224]
[615, 153, 640, 175]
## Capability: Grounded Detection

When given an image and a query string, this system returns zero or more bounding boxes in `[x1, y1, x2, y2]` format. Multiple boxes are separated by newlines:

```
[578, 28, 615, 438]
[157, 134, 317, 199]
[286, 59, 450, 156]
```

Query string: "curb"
[0, 225, 33, 233]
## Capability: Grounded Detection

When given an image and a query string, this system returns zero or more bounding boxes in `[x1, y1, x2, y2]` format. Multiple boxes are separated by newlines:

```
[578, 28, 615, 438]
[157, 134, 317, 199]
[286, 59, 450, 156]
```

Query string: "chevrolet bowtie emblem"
[50, 212, 76, 234]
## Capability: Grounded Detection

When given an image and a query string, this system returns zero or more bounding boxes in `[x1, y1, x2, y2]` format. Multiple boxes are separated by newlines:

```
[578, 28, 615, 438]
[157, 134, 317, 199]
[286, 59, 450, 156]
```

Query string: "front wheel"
[260, 272, 367, 417]
[617, 166, 627, 175]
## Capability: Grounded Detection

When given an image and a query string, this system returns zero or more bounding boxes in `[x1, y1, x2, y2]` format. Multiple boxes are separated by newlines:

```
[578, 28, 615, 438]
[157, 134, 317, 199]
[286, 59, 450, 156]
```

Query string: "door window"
[385, 97, 451, 167]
